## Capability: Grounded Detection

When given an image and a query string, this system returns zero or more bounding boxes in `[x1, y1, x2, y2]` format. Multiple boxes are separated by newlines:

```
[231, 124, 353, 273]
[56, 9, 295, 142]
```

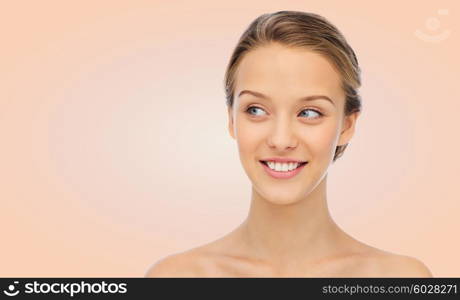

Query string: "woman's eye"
[299, 109, 323, 119]
[246, 106, 267, 116]
[245, 106, 323, 119]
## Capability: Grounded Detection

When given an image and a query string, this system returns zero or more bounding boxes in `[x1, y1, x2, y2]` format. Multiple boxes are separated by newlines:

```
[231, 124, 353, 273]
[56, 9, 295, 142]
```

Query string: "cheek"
[235, 118, 266, 157]
[305, 123, 340, 158]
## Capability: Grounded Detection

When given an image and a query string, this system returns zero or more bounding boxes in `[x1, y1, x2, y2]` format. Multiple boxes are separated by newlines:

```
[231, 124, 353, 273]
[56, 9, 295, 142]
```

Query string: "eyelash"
[245, 106, 324, 119]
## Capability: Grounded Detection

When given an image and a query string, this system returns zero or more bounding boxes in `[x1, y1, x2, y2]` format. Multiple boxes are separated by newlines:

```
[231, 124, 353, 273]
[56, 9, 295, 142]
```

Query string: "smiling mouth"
[259, 160, 308, 179]
[259, 160, 308, 169]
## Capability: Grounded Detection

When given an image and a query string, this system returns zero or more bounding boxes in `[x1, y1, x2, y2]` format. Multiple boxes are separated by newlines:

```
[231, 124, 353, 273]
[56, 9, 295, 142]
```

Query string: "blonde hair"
[223, 11, 362, 162]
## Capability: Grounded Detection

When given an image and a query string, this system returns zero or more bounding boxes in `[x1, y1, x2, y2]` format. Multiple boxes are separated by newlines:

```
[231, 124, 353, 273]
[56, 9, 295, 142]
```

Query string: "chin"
[258, 188, 307, 206]
[265, 197, 300, 206]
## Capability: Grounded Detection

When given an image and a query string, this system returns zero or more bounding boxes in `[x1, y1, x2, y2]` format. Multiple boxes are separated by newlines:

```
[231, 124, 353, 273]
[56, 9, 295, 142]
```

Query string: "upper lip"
[260, 157, 307, 163]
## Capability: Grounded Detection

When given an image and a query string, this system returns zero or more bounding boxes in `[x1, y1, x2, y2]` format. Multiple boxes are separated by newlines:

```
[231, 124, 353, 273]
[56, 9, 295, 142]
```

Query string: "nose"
[266, 116, 298, 151]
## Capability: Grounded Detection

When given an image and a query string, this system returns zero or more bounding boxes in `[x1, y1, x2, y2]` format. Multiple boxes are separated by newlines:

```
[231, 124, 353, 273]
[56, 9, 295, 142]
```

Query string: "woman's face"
[228, 43, 359, 205]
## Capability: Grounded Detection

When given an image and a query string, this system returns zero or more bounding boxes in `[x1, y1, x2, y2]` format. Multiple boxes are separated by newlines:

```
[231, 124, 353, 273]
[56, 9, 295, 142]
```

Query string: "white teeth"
[266, 161, 300, 172]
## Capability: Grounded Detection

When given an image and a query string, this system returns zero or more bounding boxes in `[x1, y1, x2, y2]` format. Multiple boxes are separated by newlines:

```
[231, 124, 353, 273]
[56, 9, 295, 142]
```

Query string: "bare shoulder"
[145, 250, 206, 278]
[335, 235, 433, 277]
[371, 250, 433, 277]
[145, 234, 240, 278]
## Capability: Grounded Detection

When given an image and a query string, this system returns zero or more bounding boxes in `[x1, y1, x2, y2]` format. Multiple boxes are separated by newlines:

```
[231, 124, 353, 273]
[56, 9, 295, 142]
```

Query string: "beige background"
[1, 1, 458, 276]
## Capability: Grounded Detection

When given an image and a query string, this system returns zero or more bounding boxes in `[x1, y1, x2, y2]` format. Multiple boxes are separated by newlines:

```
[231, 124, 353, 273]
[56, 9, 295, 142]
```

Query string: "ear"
[227, 106, 236, 139]
[337, 111, 360, 146]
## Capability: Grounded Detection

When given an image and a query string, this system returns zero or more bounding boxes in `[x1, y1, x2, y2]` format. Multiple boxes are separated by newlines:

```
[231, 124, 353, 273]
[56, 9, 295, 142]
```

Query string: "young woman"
[146, 11, 432, 277]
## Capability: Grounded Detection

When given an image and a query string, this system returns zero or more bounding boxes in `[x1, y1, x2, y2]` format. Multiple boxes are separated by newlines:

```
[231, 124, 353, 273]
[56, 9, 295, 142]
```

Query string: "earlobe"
[337, 112, 360, 146]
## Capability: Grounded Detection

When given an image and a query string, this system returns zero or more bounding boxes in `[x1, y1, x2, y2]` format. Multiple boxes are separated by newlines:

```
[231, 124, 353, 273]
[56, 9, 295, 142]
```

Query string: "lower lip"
[260, 161, 307, 179]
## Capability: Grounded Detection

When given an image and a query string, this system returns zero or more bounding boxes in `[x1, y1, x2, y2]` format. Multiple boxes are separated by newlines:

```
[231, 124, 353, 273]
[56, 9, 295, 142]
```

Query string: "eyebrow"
[238, 89, 335, 106]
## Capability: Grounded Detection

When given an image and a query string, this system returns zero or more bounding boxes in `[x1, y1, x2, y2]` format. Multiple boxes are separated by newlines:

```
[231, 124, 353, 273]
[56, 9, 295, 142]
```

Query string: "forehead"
[234, 43, 344, 102]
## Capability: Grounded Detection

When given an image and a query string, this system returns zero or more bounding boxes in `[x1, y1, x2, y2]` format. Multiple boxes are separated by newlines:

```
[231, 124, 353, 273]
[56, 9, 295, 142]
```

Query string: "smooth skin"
[146, 42, 432, 277]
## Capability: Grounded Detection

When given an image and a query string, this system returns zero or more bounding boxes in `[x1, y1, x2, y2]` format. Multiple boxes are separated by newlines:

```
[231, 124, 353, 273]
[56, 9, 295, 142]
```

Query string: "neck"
[239, 175, 344, 266]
